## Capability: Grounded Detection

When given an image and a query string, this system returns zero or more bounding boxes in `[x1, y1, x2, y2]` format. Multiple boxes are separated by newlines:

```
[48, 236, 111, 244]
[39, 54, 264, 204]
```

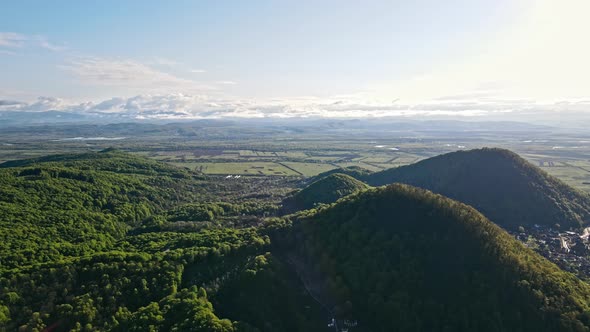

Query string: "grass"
[541, 165, 590, 191]
[335, 162, 384, 172]
[280, 162, 338, 177]
[275, 151, 308, 158]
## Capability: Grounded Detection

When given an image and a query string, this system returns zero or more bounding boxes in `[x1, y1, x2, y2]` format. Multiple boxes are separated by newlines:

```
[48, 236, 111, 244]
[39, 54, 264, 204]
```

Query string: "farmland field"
[186, 162, 299, 176]
[1, 120, 590, 192]
[279, 162, 337, 177]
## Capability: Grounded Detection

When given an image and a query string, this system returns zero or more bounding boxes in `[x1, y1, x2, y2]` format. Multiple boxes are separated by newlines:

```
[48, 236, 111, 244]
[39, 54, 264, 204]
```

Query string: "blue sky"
[1, 0, 589, 119]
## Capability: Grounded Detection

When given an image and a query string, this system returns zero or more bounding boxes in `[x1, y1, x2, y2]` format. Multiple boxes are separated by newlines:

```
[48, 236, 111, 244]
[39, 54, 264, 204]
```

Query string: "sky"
[0, 0, 589, 120]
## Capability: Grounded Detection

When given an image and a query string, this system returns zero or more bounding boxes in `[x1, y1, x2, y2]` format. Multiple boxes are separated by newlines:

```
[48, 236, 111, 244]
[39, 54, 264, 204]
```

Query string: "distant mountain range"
[0, 110, 556, 133]
[0, 110, 95, 125]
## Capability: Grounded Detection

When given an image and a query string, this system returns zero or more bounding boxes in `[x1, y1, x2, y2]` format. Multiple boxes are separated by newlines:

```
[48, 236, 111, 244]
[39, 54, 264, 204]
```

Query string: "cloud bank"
[1, 94, 588, 125]
[60, 57, 198, 89]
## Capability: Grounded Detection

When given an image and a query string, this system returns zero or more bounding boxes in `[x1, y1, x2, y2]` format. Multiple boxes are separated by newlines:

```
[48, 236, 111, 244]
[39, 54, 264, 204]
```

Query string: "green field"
[524, 153, 590, 192]
[127, 147, 428, 178]
[280, 162, 338, 176]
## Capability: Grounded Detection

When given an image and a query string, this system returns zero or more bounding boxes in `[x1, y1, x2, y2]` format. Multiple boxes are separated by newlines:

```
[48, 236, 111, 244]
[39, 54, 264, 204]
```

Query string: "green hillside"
[0, 149, 214, 269]
[0, 151, 328, 331]
[0, 148, 196, 178]
[5, 149, 590, 331]
[280, 184, 590, 331]
[366, 148, 590, 229]
[282, 173, 369, 213]
[310, 166, 372, 182]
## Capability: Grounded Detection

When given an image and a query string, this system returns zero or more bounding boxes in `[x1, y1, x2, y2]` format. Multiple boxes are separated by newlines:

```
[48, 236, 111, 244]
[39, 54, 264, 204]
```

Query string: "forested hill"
[280, 184, 590, 331]
[5, 148, 590, 331]
[310, 166, 372, 183]
[281, 173, 369, 214]
[0, 148, 197, 179]
[365, 148, 590, 230]
[0, 149, 206, 270]
[0, 150, 330, 331]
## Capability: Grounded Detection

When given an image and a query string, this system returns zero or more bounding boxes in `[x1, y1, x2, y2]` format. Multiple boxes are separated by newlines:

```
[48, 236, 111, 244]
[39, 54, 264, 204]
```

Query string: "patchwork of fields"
[1, 124, 590, 192]
[135, 147, 590, 192]
[139, 148, 425, 176]
[525, 155, 590, 192]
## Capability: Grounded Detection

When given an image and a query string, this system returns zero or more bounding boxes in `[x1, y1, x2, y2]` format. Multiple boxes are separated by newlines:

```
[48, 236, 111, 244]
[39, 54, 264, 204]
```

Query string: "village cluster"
[512, 225, 590, 279]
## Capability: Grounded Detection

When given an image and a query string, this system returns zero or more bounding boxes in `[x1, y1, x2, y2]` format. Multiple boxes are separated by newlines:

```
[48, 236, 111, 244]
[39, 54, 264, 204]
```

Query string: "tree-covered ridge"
[0, 227, 268, 331]
[310, 166, 372, 183]
[113, 287, 236, 332]
[0, 148, 197, 179]
[283, 184, 590, 331]
[0, 225, 328, 331]
[366, 148, 590, 229]
[0, 150, 211, 270]
[282, 173, 369, 213]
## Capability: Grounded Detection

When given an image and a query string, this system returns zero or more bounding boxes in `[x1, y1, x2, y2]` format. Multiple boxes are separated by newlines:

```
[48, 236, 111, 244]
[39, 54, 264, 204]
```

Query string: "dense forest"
[3, 148, 590, 331]
[365, 148, 590, 229]
[277, 184, 590, 331]
[0, 150, 327, 331]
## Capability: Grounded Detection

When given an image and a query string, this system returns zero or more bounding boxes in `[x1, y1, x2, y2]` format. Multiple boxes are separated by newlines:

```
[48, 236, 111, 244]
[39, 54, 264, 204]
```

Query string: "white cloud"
[36, 37, 66, 52]
[0, 32, 26, 48]
[147, 57, 181, 67]
[26, 97, 72, 112]
[0, 32, 66, 52]
[147, 59, 209, 76]
[92, 97, 126, 111]
[0, 32, 234, 95]
[59, 56, 215, 93]
[1, 93, 588, 124]
[0, 96, 74, 112]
